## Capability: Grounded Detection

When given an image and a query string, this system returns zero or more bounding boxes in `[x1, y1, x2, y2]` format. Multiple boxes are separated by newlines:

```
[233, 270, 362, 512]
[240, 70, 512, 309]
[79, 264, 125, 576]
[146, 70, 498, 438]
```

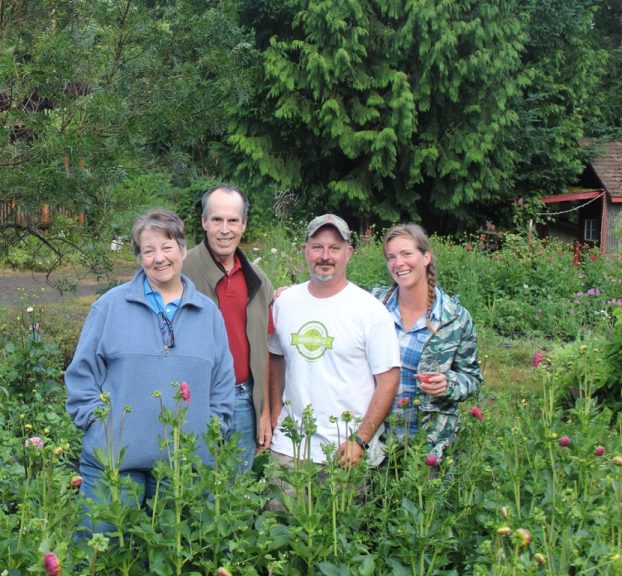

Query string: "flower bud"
[425, 454, 438, 467]
[497, 526, 512, 536]
[179, 382, 191, 403]
[470, 406, 484, 421]
[594, 446, 605, 456]
[558, 436, 571, 447]
[70, 476, 83, 489]
[515, 528, 531, 547]
[43, 552, 61, 576]
[534, 552, 546, 565]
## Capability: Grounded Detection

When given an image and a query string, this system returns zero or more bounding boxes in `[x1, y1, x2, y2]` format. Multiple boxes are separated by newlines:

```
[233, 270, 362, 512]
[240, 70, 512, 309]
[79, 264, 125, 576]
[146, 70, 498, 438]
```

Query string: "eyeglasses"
[159, 312, 175, 350]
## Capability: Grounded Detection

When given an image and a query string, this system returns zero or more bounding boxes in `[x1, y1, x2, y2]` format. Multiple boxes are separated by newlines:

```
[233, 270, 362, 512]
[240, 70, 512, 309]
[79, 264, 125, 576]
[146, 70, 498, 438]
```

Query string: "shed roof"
[584, 140, 622, 198]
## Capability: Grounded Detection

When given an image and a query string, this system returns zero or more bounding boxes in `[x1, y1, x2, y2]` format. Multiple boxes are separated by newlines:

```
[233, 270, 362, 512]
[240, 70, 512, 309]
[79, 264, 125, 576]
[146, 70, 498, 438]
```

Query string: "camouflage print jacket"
[373, 285, 483, 459]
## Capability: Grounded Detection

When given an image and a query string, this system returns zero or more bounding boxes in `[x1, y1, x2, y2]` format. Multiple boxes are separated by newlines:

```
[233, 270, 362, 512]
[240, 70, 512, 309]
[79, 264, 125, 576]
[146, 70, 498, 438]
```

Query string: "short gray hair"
[130, 209, 186, 256]
[200, 183, 250, 222]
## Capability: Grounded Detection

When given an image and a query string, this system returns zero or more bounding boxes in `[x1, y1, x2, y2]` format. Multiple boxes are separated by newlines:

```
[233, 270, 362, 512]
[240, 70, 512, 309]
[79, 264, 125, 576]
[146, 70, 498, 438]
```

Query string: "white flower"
[523, 284, 529, 290]
[270, 248, 278, 254]
[252, 257, 262, 265]
[26, 306, 34, 313]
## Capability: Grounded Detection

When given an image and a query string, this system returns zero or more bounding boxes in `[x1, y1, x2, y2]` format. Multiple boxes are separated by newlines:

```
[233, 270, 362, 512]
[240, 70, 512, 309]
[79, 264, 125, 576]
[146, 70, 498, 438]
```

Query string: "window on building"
[584, 218, 599, 242]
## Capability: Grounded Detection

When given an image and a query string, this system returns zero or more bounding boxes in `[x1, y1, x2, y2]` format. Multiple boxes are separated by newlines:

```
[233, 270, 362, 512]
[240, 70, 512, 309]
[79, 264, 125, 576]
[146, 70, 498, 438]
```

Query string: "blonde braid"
[425, 258, 437, 333]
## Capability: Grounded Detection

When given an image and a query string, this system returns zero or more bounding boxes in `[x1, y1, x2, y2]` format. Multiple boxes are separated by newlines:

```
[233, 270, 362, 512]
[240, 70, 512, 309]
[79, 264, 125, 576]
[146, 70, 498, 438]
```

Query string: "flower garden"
[1, 227, 621, 575]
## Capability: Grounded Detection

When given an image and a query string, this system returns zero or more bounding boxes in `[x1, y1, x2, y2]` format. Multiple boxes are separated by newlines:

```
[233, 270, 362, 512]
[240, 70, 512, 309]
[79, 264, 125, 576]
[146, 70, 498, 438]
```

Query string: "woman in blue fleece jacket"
[65, 209, 234, 531]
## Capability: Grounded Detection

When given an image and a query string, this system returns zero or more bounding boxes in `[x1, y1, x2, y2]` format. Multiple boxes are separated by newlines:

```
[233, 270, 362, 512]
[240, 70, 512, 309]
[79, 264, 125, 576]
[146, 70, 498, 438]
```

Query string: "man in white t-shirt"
[269, 214, 400, 467]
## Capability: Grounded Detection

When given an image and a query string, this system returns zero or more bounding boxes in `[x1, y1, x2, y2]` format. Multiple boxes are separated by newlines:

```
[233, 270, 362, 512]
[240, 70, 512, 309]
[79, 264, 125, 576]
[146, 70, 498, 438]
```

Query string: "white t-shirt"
[269, 281, 400, 463]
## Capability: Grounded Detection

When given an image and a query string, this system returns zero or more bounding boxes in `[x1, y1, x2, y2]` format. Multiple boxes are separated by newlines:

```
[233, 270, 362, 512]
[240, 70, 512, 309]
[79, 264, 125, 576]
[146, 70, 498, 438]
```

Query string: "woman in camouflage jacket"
[373, 223, 482, 461]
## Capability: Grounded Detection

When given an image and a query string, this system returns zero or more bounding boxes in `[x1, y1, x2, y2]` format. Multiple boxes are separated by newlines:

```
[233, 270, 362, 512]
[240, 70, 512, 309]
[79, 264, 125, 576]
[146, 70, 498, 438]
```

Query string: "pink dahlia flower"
[24, 436, 44, 450]
[470, 406, 484, 421]
[531, 351, 543, 367]
[179, 381, 191, 403]
[43, 552, 61, 576]
[396, 397, 410, 409]
[425, 454, 438, 467]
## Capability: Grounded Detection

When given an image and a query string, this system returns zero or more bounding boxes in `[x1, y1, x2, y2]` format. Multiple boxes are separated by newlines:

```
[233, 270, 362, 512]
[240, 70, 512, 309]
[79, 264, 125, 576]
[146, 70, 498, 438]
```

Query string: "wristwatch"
[353, 434, 369, 451]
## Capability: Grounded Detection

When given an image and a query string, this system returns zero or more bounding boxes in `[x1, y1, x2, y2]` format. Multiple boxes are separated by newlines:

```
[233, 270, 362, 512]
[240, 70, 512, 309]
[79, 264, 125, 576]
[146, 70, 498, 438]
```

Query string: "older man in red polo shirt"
[184, 184, 274, 472]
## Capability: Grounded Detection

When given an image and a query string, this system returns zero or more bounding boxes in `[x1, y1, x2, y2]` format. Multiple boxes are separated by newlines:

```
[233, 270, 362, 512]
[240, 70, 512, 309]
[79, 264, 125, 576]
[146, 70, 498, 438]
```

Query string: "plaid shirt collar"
[386, 285, 442, 330]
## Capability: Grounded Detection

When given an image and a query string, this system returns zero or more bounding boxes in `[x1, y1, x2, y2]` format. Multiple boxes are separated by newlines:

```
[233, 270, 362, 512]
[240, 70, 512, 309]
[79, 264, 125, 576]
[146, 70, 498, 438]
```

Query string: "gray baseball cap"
[305, 214, 351, 242]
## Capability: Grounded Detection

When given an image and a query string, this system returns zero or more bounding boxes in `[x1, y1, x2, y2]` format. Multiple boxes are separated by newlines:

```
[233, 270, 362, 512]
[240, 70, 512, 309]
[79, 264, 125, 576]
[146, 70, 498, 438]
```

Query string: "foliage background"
[1, 0, 622, 269]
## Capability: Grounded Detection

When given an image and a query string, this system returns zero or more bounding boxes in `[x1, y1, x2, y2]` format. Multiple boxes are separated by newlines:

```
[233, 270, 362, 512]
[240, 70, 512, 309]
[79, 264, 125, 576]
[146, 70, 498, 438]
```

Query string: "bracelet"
[353, 434, 369, 451]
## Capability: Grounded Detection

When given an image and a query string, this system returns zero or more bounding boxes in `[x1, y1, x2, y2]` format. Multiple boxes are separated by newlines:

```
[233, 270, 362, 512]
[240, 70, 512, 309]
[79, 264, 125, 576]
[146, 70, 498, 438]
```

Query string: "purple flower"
[558, 436, 571, 447]
[594, 446, 605, 456]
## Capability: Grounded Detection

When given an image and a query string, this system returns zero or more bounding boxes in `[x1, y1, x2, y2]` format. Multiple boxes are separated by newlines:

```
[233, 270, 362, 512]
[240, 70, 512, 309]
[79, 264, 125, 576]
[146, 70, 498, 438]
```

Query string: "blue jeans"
[78, 460, 159, 538]
[233, 380, 257, 472]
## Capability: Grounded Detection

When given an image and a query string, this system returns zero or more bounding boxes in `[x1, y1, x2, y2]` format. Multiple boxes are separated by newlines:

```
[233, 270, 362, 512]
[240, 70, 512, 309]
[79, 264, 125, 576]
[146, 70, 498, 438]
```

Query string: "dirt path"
[0, 266, 136, 308]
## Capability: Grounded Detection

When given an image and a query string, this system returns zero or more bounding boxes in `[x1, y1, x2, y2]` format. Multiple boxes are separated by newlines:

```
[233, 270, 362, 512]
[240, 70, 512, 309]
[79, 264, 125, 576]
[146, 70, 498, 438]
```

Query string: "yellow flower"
[24, 424, 33, 431]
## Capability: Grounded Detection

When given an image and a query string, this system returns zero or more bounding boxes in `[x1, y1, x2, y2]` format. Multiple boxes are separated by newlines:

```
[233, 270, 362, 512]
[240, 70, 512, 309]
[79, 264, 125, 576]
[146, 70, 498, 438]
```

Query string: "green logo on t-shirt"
[291, 321, 334, 360]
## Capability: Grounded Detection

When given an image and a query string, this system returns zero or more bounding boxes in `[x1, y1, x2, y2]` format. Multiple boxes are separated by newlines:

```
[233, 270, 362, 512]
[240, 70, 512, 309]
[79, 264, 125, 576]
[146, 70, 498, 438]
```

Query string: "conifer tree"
[229, 0, 526, 230]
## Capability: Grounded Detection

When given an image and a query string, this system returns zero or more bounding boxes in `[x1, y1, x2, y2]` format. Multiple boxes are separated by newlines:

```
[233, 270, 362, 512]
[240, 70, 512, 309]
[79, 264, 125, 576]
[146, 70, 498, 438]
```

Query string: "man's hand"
[337, 439, 365, 468]
[257, 409, 272, 452]
[273, 285, 290, 299]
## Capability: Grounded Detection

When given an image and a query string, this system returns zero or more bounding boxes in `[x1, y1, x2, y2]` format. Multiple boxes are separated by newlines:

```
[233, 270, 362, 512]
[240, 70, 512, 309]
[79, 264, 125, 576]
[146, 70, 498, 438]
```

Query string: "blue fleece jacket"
[65, 270, 234, 471]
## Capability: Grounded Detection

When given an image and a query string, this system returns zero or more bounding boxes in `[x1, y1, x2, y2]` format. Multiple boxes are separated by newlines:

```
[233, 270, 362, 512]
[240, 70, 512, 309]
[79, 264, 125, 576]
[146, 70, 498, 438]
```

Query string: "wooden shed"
[541, 140, 622, 255]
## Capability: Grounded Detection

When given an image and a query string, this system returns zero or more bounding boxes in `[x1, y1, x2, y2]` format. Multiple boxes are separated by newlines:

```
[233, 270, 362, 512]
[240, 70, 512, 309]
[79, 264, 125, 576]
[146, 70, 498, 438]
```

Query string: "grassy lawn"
[477, 327, 545, 398]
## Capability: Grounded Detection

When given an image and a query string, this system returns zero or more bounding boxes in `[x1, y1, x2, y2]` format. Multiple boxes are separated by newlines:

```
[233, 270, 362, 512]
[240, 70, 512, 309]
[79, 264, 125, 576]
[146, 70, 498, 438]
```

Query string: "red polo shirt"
[216, 256, 251, 385]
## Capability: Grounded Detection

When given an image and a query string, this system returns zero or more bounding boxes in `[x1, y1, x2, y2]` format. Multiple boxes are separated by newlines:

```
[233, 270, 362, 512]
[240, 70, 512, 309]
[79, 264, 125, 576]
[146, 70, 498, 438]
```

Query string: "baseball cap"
[305, 214, 351, 242]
